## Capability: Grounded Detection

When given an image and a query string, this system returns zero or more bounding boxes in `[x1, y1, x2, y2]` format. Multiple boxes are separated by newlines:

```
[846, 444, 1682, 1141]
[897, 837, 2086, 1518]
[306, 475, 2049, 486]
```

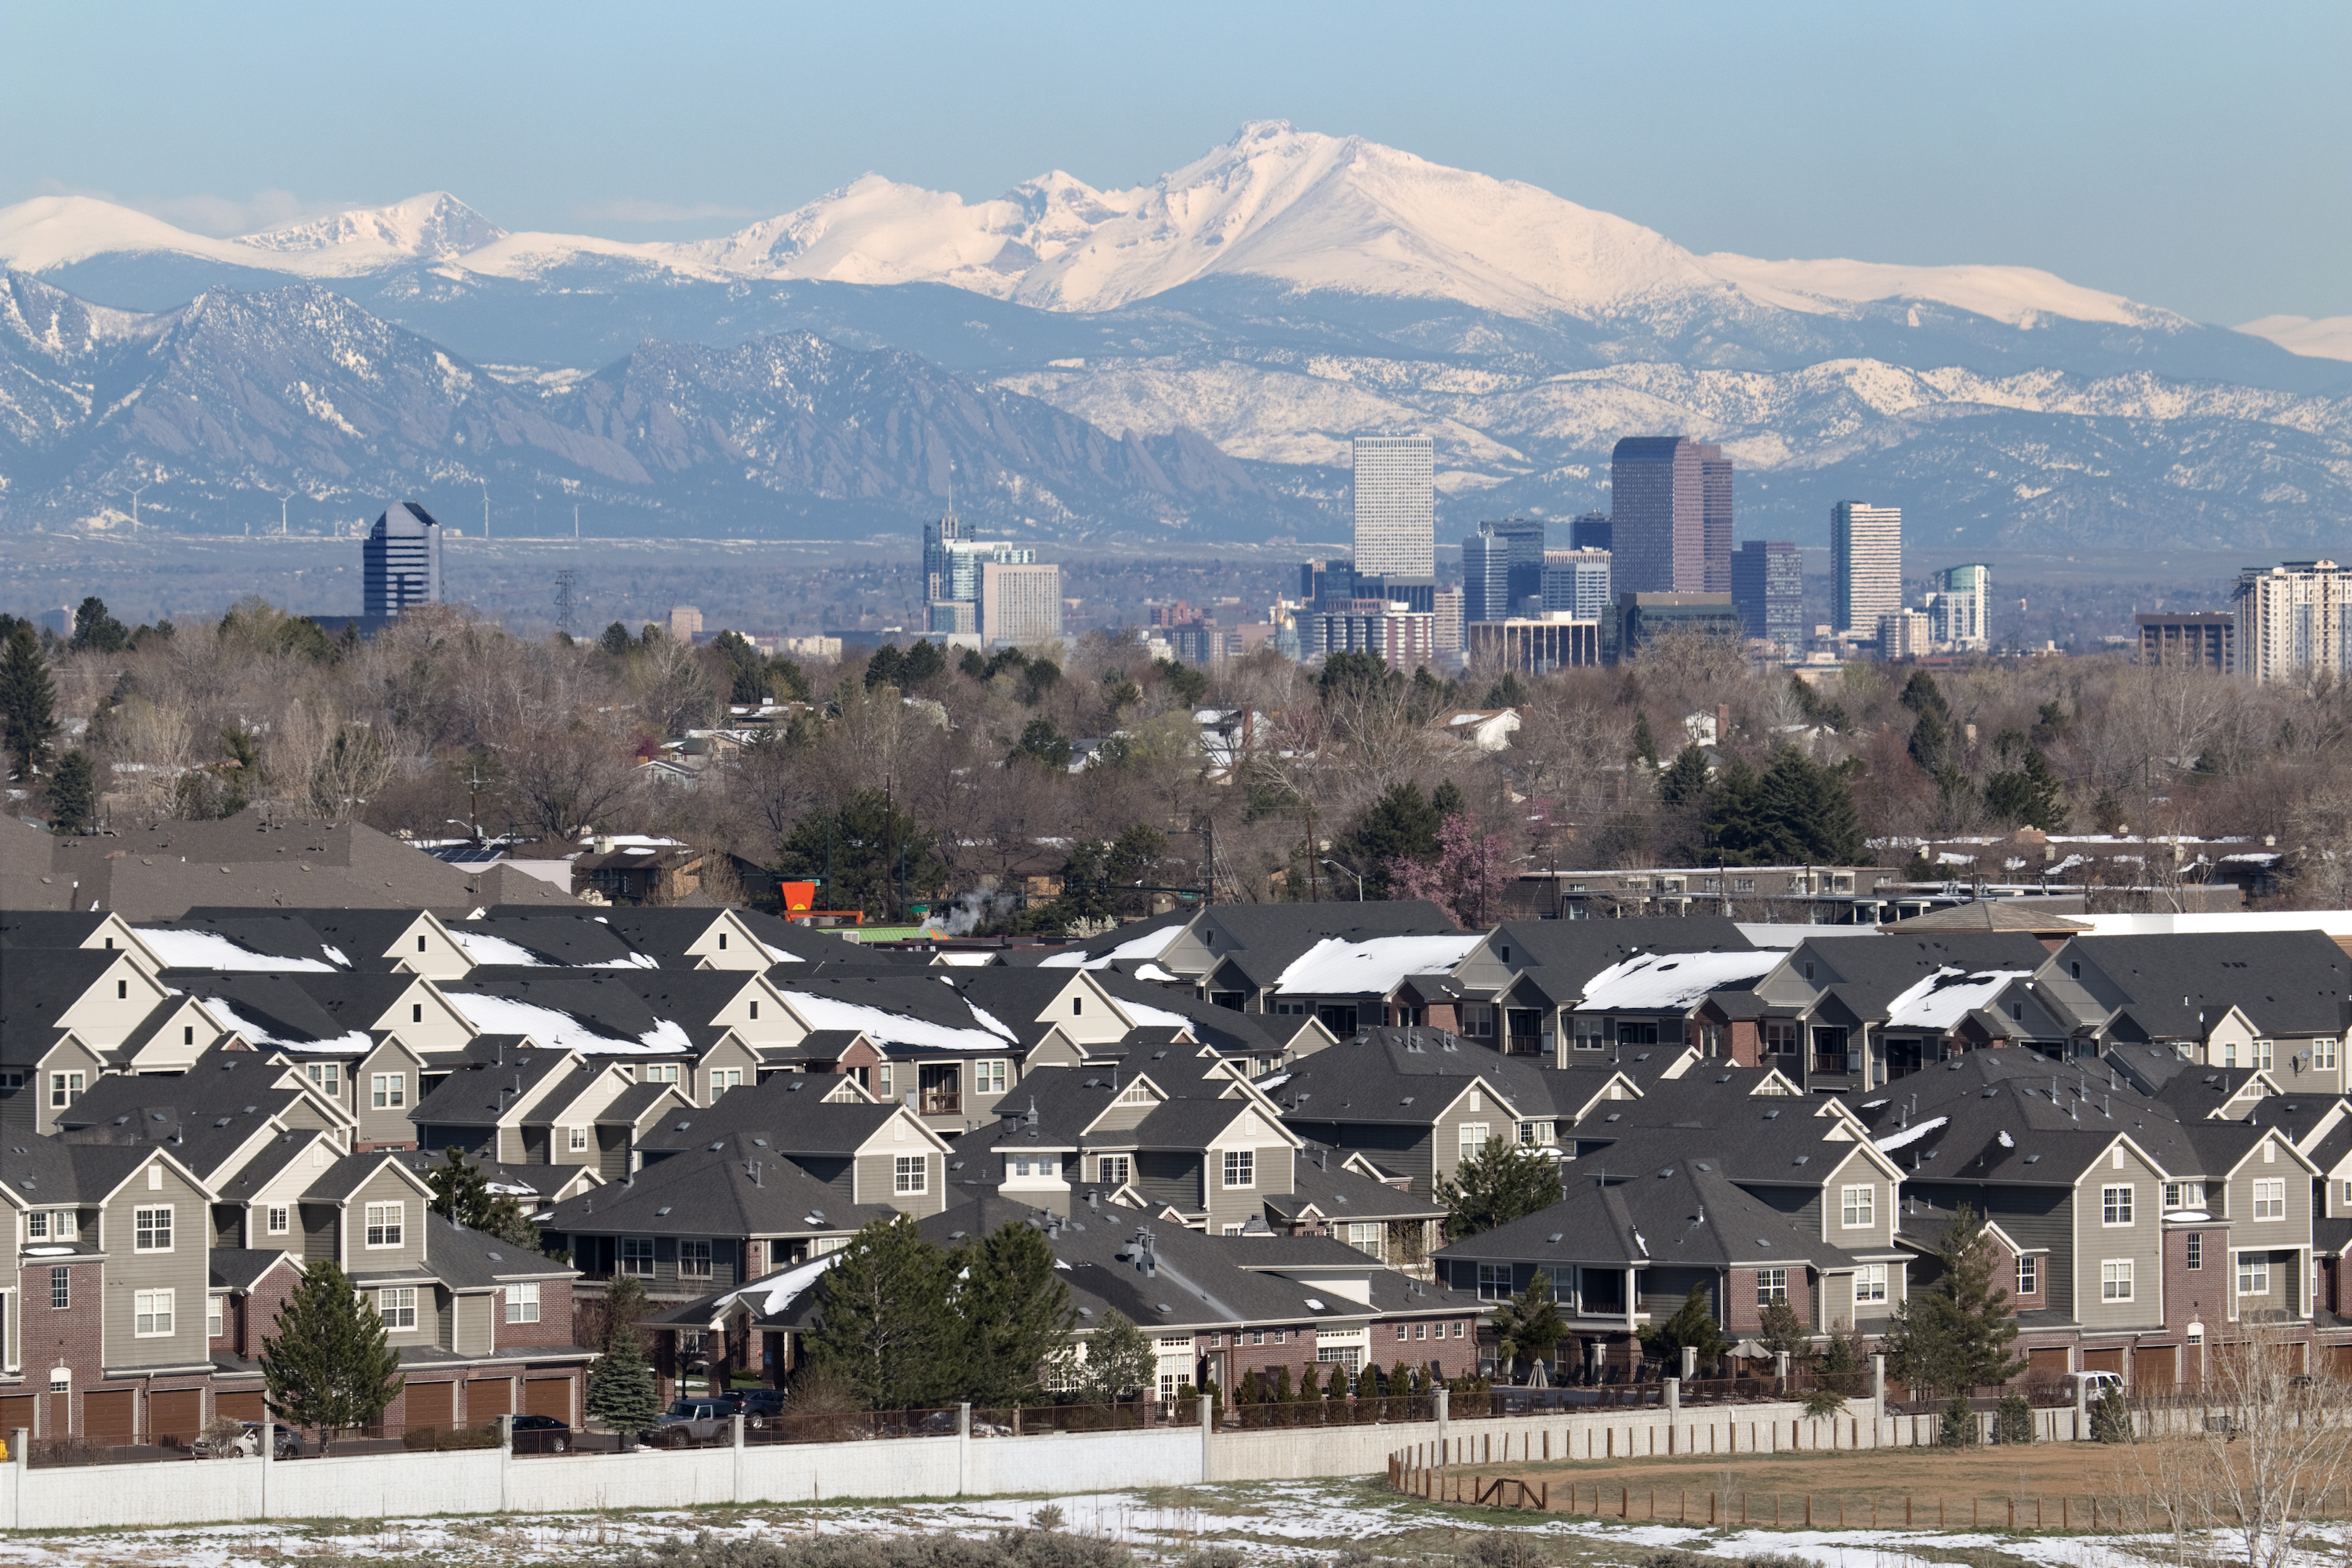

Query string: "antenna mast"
[554, 569, 577, 637]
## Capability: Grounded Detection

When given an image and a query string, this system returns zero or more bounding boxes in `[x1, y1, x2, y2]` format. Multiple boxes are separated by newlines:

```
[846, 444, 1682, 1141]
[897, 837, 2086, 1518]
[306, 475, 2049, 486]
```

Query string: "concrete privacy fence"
[0, 1396, 2088, 1530]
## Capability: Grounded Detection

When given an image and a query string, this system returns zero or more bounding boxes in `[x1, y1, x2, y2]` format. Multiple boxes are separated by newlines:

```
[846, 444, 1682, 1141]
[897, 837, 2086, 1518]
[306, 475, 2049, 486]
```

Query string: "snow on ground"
[0, 1476, 2243, 1568]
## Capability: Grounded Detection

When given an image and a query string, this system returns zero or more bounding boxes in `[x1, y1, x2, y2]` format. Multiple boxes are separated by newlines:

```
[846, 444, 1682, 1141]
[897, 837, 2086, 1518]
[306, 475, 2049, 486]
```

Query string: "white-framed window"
[619, 1237, 655, 1277]
[1518, 1120, 1555, 1147]
[679, 1240, 713, 1279]
[134, 1288, 174, 1336]
[26, 1211, 47, 1240]
[875, 1065, 892, 1098]
[1458, 1122, 1490, 1162]
[50, 1071, 85, 1109]
[1346, 1221, 1385, 1260]
[2101, 1260, 2134, 1301]
[2318, 1036, 2339, 1070]
[1756, 1268, 1789, 1306]
[894, 1155, 927, 1194]
[2239, 1256, 2270, 1296]
[1855, 1265, 1887, 1305]
[364, 1203, 404, 1248]
[2187, 1233, 2204, 1270]
[2102, 1185, 2134, 1225]
[50, 1267, 70, 1309]
[2254, 1039, 2274, 1071]
[2017, 1254, 2038, 1294]
[1396, 1323, 1409, 1340]
[134, 1206, 173, 1252]
[306, 1062, 341, 1097]
[568, 1126, 589, 1152]
[2223, 1040, 2239, 1069]
[266, 1205, 289, 1236]
[1096, 1155, 1130, 1187]
[1222, 1149, 1254, 1189]
[376, 1287, 417, 1330]
[506, 1281, 541, 1323]
[2163, 1181, 2207, 1210]
[2253, 1178, 2286, 1220]
[976, 1060, 1007, 1094]
[1841, 1185, 1876, 1229]
[644, 1063, 681, 1083]
[371, 1073, 405, 1109]
[1476, 1264, 1511, 1301]
[707, 1068, 742, 1101]
[207, 1296, 224, 1338]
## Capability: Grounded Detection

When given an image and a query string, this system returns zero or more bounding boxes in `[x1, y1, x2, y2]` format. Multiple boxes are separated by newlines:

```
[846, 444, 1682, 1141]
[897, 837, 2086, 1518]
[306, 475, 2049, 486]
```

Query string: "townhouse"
[1449, 916, 1758, 1062]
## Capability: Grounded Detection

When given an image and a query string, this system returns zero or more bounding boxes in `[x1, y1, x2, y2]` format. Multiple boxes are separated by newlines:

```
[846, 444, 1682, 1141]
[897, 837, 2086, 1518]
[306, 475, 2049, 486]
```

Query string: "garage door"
[2328, 1346, 2352, 1380]
[150, 1390, 205, 1445]
[464, 1378, 512, 1419]
[0, 1395, 34, 1439]
[2133, 1345, 2176, 1391]
[2028, 1347, 2070, 1379]
[403, 1381, 453, 1436]
[524, 1377, 571, 1421]
[2081, 1348, 2126, 1377]
[82, 1390, 135, 1441]
[213, 1389, 266, 1424]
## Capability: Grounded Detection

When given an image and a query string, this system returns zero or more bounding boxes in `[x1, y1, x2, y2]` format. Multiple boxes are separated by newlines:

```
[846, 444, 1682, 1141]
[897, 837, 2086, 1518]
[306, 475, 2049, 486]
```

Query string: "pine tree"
[1638, 1284, 1729, 1372]
[260, 1260, 403, 1451]
[1629, 710, 1660, 768]
[68, 597, 129, 655]
[1490, 1272, 1568, 1376]
[809, 1214, 953, 1408]
[1338, 782, 1444, 898]
[424, 1145, 542, 1252]
[1432, 1135, 1562, 1240]
[1880, 1203, 2027, 1397]
[1658, 744, 1711, 808]
[953, 1221, 1076, 1405]
[586, 1304, 662, 1438]
[1080, 1308, 1156, 1403]
[0, 626, 58, 781]
[1984, 748, 2069, 831]
[47, 749, 96, 833]
[1756, 1297, 1809, 1359]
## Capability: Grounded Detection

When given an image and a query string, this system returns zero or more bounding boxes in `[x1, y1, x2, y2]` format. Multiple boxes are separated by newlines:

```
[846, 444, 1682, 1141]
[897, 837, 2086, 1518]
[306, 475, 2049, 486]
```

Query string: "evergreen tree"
[48, 748, 96, 833]
[953, 1221, 1077, 1405]
[1907, 702, 1957, 777]
[1704, 755, 1767, 864]
[1984, 749, 2069, 830]
[1657, 743, 1711, 808]
[809, 1215, 954, 1408]
[1629, 710, 1660, 768]
[585, 1294, 662, 1438]
[1317, 648, 1396, 706]
[1079, 1309, 1156, 1403]
[1432, 1135, 1562, 1240]
[1638, 1284, 1730, 1372]
[776, 790, 943, 920]
[423, 1145, 543, 1251]
[1489, 1272, 1568, 1375]
[1880, 1203, 2027, 1397]
[260, 1259, 403, 1450]
[1338, 782, 1444, 898]
[1752, 746, 1866, 864]
[68, 596, 130, 654]
[1010, 717, 1073, 771]
[1898, 669, 1950, 722]
[599, 622, 634, 656]
[1756, 1297, 1809, 1359]
[0, 626, 58, 781]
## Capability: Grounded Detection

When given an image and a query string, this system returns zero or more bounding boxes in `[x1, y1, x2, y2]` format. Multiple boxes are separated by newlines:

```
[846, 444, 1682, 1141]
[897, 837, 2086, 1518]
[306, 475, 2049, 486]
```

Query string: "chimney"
[1715, 704, 1730, 742]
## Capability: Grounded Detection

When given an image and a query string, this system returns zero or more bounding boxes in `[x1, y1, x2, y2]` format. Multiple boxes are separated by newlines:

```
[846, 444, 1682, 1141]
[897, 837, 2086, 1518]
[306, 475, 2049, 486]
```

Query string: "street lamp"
[1319, 858, 1366, 901]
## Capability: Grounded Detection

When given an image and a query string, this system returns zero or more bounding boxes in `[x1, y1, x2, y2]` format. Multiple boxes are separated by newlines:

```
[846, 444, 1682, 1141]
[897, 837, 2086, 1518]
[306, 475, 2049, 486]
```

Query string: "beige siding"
[391, 915, 474, 979]
[354, 1042, 425, 1146]
[370, 981, 475, 1050]
[695, 1037, 761, 1105]
[347, 1167, 429, 1273]
[855, 1150, 944, 1216]
[2077, 1142, 2168, 1330]
[1432, 1086, 1508, 1187]
[1820, 1146, 1896, 1248]
[454, 1294, 495, 1356]
[56, 956, 175, 1047]
[2225, 1139, 2315, 1319]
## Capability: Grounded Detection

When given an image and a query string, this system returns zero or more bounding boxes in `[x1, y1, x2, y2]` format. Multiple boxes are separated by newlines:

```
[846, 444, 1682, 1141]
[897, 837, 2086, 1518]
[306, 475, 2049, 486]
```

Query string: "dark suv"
[739, 1388, 787, 1427]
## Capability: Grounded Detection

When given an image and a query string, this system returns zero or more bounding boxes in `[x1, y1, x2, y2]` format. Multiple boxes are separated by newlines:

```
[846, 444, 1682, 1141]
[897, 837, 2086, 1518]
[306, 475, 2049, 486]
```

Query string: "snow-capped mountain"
[1, 122, 2347, 546]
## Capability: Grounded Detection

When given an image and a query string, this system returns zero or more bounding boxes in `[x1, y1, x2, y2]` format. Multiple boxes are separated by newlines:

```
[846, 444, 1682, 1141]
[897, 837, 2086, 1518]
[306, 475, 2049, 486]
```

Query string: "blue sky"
[8, 0, 2344, 325]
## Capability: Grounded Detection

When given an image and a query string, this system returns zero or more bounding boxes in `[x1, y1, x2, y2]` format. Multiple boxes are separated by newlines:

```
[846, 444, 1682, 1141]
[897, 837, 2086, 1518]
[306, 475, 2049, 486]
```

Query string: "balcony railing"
[920, 1091, 961, 1116]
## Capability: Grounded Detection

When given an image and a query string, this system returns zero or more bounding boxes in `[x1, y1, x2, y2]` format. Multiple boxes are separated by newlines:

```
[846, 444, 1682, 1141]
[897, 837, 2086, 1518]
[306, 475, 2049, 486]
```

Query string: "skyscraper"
[1352, 435, 1435, 577]
[1541, 549, 1612, 619]
[979, 561, 1065, 646]
[1730, 540, 1802, 655]
[1460, 517, 1546, 622]
[1929, 564, 1992, 650]
[361, 501, 442, 618]
[1570, 511, 1612, 553]
[2234, 561, 2352, 684]
[1697, 443, 1734, 593]
[1830, 502, 1903, 637]
[1610, 437, 1705, 593]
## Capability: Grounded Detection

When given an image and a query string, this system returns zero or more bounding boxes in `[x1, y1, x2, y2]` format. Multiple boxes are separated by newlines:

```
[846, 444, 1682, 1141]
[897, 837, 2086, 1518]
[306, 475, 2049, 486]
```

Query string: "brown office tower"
[1697, 443, 1733, 592]
[1610, 436, 1705, 593]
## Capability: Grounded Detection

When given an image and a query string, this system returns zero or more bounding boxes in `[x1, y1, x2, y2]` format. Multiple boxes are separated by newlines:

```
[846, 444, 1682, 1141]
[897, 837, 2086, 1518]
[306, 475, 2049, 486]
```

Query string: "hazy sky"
[9, 0, 2345, 325]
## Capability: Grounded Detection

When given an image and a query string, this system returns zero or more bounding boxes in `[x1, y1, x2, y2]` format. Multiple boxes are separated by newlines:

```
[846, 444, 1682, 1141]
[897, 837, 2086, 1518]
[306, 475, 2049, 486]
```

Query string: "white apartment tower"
[980, 561, 1065, 647]
[1929, 563, 1991, 650]
[1830, 502, 1902, 636]
[1351, 435, 1435, 577]
[2234, 561, 2352, 684]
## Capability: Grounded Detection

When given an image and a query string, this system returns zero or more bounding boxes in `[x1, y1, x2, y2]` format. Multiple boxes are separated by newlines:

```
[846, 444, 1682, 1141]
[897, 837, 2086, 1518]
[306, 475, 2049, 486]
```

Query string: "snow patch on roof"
[439, 992, 673, 1054]
[1884, 967, 2034, 1030]
[194, 996, 372, 1054]
[1116, 999, 1194, 1031]
[143, 929, 336, 972]
[696, 1251, 842, 1325]
[1274, 933, 1485, 996]
[777, 992, 1013, 1052]
[1573, 949, 1783, 1013]
[450, 931, 550, 967]
[320, 944, 351, 968]
[1873, 1116, 1947, 1152]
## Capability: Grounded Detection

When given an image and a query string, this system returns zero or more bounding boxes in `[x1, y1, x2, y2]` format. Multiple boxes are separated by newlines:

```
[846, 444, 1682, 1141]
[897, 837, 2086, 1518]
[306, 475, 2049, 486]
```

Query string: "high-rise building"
[1299, 559, 1353, 608]
[1466, 615, 1601, 673]
[1312, 599, 1434, 671]
[2135, 612, 2234, 673]
[1541, 549, 1612, 619]
[1610, 437, 1706, 593]
[362, 501, 443, 618]
[1570, 511, 1612, 553]
[1830, 502, 1903, 637]
[1460, 517, 1546, 623]
[2234, 561, 2352, 684]
[1929, 564, 1992, 650]
[1697, 443, 1734, 593]
[1602, 593, 1739, 666]
[1432, 587, 1463, 660]
[1730, 540, 1803, 656]
[922, 509, 964, 601]
[1352, 435, 1435, 577]
[924, 506, 1036, 628]
[979, 561, 1064, 646]
[1878, 609, 1933, 661]
[667, 605, 704, 641]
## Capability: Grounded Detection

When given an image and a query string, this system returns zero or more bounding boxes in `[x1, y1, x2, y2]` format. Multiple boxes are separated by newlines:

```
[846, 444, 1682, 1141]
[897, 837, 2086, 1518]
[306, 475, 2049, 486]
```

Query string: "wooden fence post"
[1805, 1495, 1813, 1526]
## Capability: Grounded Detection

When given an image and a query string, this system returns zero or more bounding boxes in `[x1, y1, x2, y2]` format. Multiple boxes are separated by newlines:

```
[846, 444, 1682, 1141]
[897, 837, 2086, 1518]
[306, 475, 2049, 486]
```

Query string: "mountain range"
[4, 121, 2349, 550]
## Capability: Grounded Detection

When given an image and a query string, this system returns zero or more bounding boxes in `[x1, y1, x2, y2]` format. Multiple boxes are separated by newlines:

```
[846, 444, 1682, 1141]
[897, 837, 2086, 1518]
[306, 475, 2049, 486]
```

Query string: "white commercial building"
[1351, 435, 1434, 577]
[980, 561, 1065, 646]
[1830, 501, 1902, 637]
[1928, 563, 1991, 650]
[2234, 560, 2352, 684]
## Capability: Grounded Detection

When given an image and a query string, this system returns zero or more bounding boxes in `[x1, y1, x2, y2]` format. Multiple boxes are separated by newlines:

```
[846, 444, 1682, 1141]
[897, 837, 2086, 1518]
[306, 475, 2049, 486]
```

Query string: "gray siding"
[855, 1151, 943, 1216]
[347, 1167, 427, 1274]
[2076, 1145, 2166, 1330]
[102, 1164, 211, 1371]
[1136, 1151, 1202, 1212]
[454, 1294, 495, 1356]
[300, 1203, 340, 1264]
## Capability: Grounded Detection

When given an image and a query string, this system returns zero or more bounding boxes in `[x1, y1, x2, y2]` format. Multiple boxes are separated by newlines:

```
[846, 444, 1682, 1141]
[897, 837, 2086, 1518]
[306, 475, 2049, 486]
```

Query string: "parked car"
[509, 1414, 572, 1454]
[738, 1388, 787, 1428]
[195, 1421, 300, 1460]
[646, 1399, 736, 1448]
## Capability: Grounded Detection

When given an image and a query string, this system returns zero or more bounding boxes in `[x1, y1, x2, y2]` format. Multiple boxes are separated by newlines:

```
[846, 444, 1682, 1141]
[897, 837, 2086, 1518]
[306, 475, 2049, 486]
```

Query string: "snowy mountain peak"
[231, 192, 508, 269]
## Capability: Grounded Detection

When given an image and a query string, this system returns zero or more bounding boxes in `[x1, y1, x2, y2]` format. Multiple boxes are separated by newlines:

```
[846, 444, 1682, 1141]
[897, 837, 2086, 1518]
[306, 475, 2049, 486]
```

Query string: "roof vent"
[1546, 1232, 1563, 1243]
[1763, 1109, 1780, 1120]
[1792, 1155, 1809, 1164]
[655, 1206, 672, 1216]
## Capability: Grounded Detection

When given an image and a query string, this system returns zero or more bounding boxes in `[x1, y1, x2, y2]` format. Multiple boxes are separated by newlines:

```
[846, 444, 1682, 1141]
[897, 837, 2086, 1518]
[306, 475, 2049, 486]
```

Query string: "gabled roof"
[412, 1047, 580, 1128]
[1479, 916, 1755, 1001]
[172, 908, 445, 971]
[423, 1211, 579, 1288]
[451, 913, 659, 968]
[1269, 1028, 1557, 1126]
[1881, 902, 2090, 936]
[1272, 934, 1489, 1000]
[1269, 1145, 1446, 1224]
[1, 948, 132, 1053]
[2069, 931, 2352, 1040]
[631, 1069, 924, 1158]
[1574, 949, 1785, 1014]
[1840, 1051, 2207, 1182]
[1436, 1162, 1860, 1272]
[541, 1137, 892, 1239]
[183, 972, 417, 1053]
[770, 973, 1025, 1054]
[436, 971, 696, 1055]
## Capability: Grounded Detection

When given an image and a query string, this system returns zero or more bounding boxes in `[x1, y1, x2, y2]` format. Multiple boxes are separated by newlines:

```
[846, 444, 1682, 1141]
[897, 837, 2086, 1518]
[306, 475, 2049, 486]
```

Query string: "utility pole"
[573, 503, 579, 539]
[554, 570, 577, 637]
[481, 480, 490, 541]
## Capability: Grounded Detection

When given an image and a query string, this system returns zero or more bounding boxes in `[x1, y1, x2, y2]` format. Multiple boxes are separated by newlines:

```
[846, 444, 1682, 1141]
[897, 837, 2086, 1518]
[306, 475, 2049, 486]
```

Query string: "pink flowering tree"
[1385, 812, 1515, 928]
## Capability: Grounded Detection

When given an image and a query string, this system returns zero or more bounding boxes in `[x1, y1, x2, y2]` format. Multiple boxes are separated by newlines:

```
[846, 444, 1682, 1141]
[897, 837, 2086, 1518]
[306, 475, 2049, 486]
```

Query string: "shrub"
[1994, 1392, 2034, 1444]
[1641, 1552, 1813, 1568]
[1800, 1386, 1846, 1417]
[2092, 1387, 2133, 1443]
[1937, 1392, 1977, 1446]
[623, 1527, 1139, 1568]
[1464, 1535, 1546, 1568]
